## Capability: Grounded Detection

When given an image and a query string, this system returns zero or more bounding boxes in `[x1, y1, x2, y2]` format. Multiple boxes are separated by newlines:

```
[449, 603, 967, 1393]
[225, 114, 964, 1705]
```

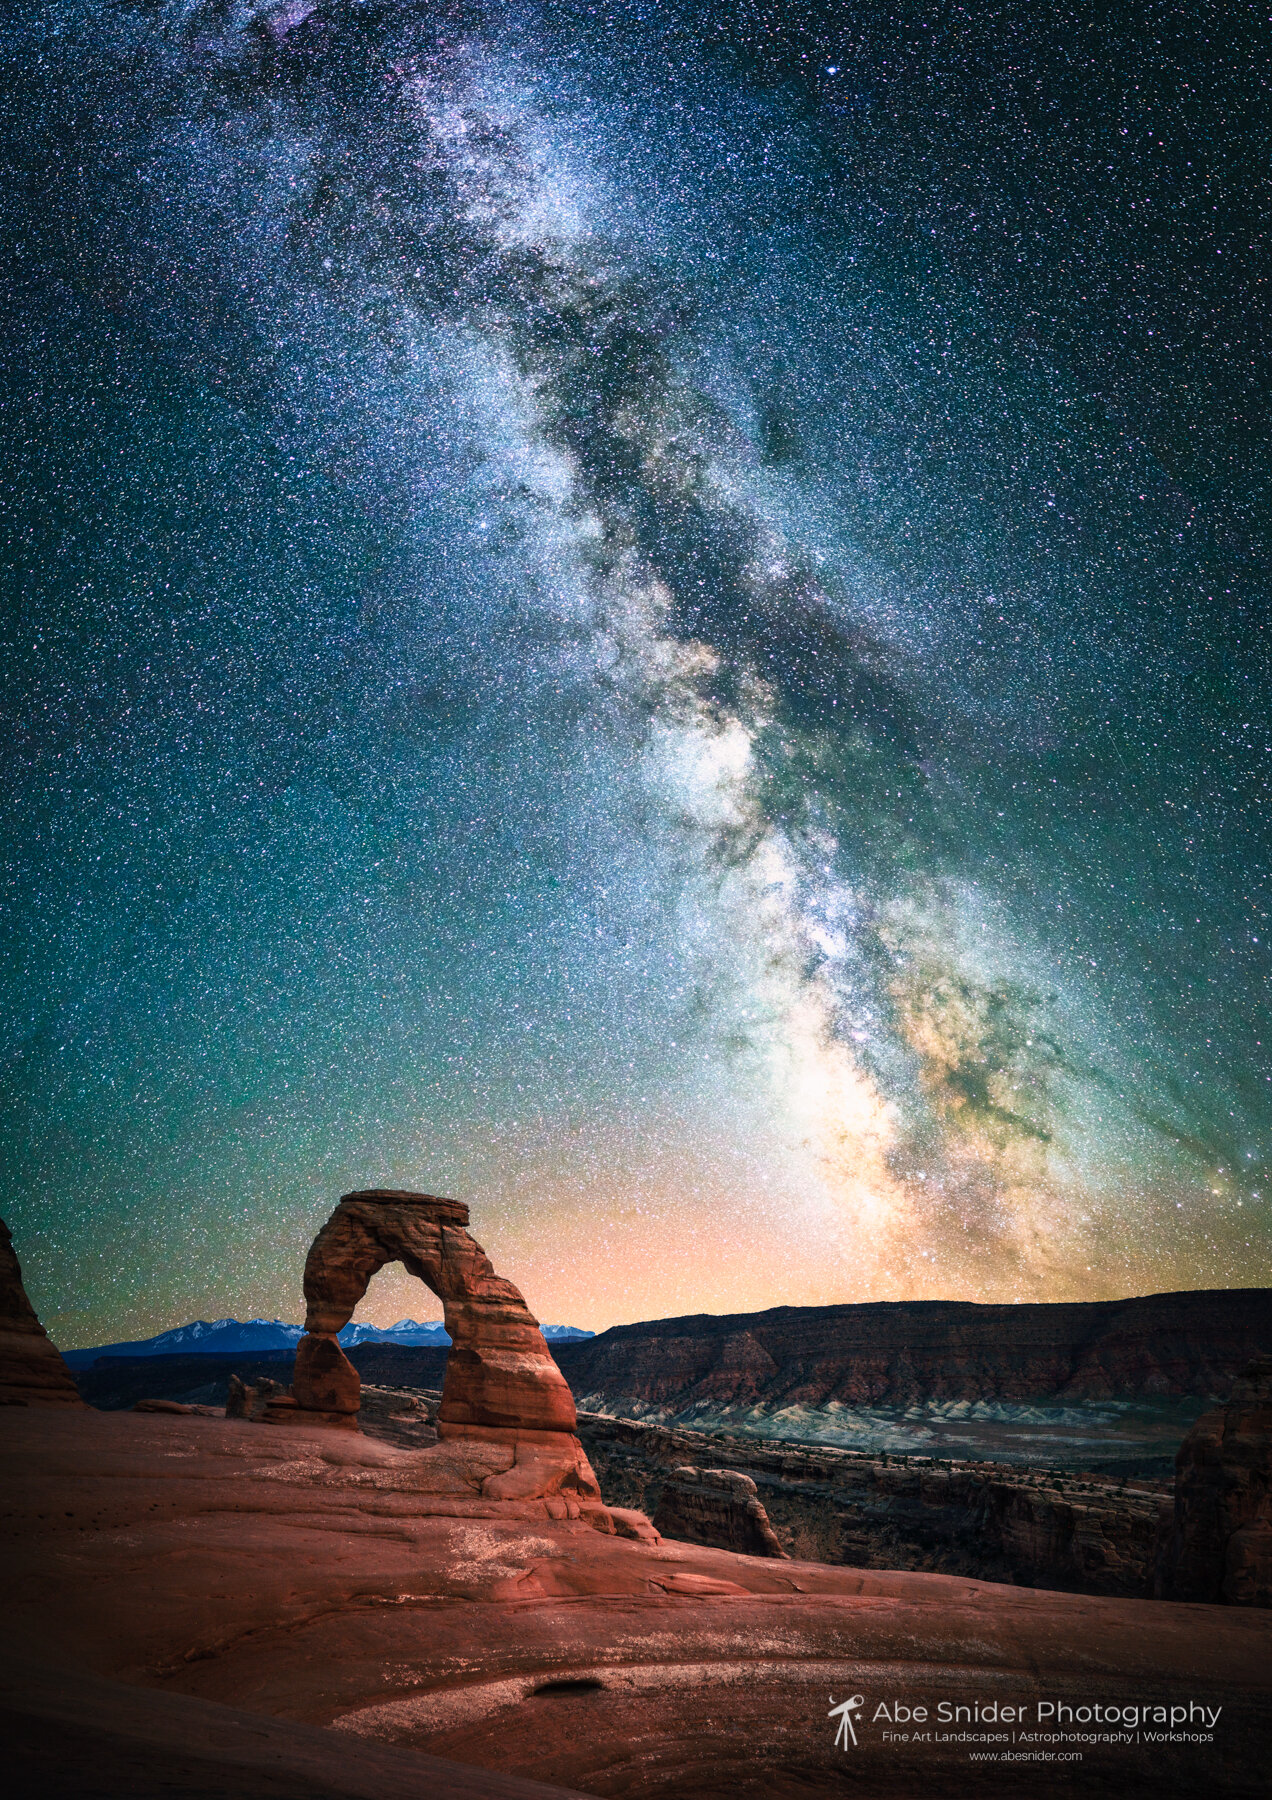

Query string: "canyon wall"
[576, 1411, 1166, 1598]
[554, 1287, 1272, 1413]
[74, 1288, 1271, 1477]
[1157, 1357, 1272, 1606]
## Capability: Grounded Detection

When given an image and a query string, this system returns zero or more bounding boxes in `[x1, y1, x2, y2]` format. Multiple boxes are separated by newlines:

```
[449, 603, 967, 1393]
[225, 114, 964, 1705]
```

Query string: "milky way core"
[2, 2, 1269, 1344]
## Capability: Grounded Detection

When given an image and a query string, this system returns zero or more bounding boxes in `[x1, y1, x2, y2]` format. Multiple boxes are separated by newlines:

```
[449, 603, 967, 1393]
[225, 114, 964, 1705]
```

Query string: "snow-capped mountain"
[61, 1318, 304, 1366]
[339, 1318, 452, 1348]
[61, 1316, 593, 1367]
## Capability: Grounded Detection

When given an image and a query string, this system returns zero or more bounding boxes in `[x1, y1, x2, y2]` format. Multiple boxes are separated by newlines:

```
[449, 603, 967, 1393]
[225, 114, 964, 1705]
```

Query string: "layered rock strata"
[273, 1190, 600, 1509]
[0, 1219, 83, 1408]
[285, 1191, 575, 1429]
[651, 1465, 787, 1558]
[559, 1287, 1272, 1416]
[1157, 1357, 1272, 1606]
[578, 1412, 1165, 1597]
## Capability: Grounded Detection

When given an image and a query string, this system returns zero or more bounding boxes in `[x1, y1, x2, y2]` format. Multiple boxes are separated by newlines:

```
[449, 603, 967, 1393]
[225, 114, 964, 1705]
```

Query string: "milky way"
[2, 1, 1268, 1344]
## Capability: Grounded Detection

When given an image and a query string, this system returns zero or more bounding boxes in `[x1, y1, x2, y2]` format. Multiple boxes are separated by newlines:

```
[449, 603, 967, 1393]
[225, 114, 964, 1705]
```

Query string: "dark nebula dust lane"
[1, 1, 1268, 1342]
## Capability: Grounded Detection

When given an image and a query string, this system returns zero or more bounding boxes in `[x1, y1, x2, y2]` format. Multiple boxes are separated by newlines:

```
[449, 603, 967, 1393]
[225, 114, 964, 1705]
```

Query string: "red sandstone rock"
[1158, 1356, 1272, 1606]
[292, 1191, 578, 1438]
[225, 1373, 289, 1421]
[2, 1407, 1270, 1798]
[652, 1465, 788, 1559]
[131, 1399, 220, 1416]
[293, 1331, 362, 1413]
[557, 1287, 1272, 1412]
[0, 1219, 83, 1408]
[280, 1191, 598, 1501]
[1, 1653, 594, 1800]
[606, 1507, 661, 1544]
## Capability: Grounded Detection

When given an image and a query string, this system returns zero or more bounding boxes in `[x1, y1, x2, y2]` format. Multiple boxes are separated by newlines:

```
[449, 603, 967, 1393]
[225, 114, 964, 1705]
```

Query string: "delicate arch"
[290, 1190, 577, 1437]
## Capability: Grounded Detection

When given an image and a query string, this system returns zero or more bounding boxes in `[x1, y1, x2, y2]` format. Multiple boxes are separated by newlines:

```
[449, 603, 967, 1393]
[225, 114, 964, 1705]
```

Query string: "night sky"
[2, 1, 1268, 1349]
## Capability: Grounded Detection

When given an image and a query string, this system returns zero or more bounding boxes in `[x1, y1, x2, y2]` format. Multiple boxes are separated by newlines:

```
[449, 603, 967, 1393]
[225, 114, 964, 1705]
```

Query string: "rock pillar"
[1157, 1356, 1272, 1606]
[652, 1466, 788, 1558]
[0, 1219, 84, 1408]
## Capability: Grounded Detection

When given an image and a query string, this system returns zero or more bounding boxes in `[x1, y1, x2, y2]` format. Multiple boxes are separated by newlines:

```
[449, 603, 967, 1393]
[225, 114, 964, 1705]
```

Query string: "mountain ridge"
[62, 1316, 594, 1368]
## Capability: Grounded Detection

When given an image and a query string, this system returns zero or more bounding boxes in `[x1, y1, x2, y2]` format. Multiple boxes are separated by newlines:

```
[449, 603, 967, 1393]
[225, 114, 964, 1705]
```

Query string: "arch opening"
[346, 1262, 445, 1337]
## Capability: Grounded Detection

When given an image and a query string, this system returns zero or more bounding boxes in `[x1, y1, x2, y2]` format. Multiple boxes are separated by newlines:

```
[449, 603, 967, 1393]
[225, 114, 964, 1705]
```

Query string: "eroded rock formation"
[1157, 1357, 1272, 1606]
[270, 1190, 601, 1510]
[5, 1405, 1271, 1800]
[285, 1191, 575, 1431]
[582, 1412, 1167, 1596]
[225, 1373, 289, 1421]
[0, 1219, 83, 1408]
[652, 1465, 787, 1558]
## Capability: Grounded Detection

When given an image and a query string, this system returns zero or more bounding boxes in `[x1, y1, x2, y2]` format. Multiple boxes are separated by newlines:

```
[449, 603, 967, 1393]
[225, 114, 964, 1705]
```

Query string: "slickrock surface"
[67, 1369, 1183, 1598]
[3, 1406, 1270, 1797]
[557, 1288, 1272, 1416]
[1158, 1358, 1272, 1606]
[1, 1655, 594, 1800]
[0, 1219, 83, 1409]
[579, 1412, 1168, 1597]
[651, 1466, 787, 1558]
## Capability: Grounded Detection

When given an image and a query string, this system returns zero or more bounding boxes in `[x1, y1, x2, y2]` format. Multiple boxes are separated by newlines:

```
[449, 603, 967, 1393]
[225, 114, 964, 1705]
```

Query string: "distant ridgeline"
[556, 1289, 1272, 1412]
[70, 1291, 1270, 1430]
[65, 1289, 1270, 1476]
[62, 1316, 594, 1368]
[547, 1288, 1272, 1470]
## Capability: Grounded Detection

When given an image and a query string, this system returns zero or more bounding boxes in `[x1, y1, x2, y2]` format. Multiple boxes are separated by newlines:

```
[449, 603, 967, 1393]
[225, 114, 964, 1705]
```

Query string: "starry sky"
[2, 1, 1269, 1349]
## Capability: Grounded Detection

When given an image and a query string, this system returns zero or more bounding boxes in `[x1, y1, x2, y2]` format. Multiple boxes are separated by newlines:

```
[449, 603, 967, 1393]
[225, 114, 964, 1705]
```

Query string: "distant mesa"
[0, 1219, 84, 1408]
[68, 1284, 1272, 1476]
[560, 1288, 1272, 1419]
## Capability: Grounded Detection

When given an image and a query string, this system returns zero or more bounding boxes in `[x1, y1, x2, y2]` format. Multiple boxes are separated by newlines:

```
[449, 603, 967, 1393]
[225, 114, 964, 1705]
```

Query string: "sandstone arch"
[288, 1190, 578, 1440]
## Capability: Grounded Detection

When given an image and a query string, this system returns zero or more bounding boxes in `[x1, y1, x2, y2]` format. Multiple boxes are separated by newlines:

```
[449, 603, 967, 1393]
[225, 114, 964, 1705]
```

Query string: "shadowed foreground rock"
[651, 1466, 787, 1558]
[1158, 1357, 1272, 1606]
[225, 1371, 289, 1420]
[0, 1220, 83, 1409]
[0, 1654, 594, 1800]
[3, 1406, 1271, 1799]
